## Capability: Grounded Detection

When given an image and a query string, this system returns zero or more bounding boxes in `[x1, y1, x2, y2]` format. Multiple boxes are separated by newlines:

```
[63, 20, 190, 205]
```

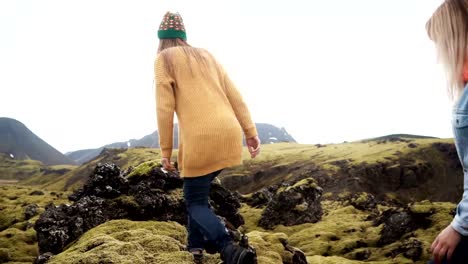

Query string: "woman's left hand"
[161, 157, 176, 171]
[246, 136, 261, 158]
[431, 224, 461, 263]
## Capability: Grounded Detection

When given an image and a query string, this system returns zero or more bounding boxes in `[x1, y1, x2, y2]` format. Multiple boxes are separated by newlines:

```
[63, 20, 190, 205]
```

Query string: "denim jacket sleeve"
[451, 84, 468, 235]
[452, 188, 468, 235]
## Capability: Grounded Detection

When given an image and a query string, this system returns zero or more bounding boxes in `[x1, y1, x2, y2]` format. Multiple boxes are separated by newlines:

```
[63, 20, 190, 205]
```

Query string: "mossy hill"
[0, 153, 76, 182]
[221, 137, 460, 204]
[0, 117, 76, 166]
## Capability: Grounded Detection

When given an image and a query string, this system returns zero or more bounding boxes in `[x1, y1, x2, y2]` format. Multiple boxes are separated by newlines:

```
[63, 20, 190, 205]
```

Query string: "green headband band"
[158, 30, 187, 41]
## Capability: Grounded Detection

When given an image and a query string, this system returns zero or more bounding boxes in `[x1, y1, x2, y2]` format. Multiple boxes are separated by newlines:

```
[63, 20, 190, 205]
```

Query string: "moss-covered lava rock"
[34, 162, 245, 261]
[259, 178, 323, 229]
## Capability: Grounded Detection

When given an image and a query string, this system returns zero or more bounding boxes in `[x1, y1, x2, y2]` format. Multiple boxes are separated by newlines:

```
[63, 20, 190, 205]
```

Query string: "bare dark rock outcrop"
[241, 188, 274, 208]
[354, 249, 371, 260]
[35, 196, 108, 254]
[24, 203, 39, 220]
[280, 237, 307, 264]
[258, 178, 323, 229]
[34, 162, 244, 260]
[68, 163, 129, 201]
[33, 252, 53, 264]
[349, 192, 378, 211]
[388, 239, 423, 261]
[210, 182, 244, 228]
[29, 190, 44, 196]
[376, 208, 432, 246]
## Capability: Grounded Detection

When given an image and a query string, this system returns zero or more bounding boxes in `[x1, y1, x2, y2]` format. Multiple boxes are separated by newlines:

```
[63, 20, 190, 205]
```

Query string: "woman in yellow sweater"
[154, 12, 260, 264]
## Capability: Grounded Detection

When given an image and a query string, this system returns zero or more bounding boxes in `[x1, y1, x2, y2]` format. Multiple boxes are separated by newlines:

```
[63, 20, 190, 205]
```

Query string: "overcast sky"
[0, 0, 449, 153]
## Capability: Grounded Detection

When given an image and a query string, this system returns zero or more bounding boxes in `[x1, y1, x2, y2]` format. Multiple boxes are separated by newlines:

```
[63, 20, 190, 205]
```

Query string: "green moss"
[338, 191, 352, 199]
[0, 185, 69, 262]
[285, 177, 318, 192]
[306, 255, 398, 263]
[246, 231, 285, 264]
[409, 200, 435, 214]
[240, 200, 439, 263]
[385, 192, 398, 201]
[0, 227, 38, 263]
[353, 193, 369, 205]
[294, 202, 309, 212]
[412, 202, 456, 261]
[48, 220, 189, 264]
[321, 163, 340, 172]
[109, 195, 139, 209]
[239, 203, 265, 233]
[286, 204, 377, 256]
[127, 160, 161, 179]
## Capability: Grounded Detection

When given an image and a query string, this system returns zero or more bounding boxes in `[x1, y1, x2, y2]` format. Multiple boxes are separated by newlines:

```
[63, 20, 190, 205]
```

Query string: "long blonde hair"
[157, 38, 210, 77]
[426, 0, 468, 99]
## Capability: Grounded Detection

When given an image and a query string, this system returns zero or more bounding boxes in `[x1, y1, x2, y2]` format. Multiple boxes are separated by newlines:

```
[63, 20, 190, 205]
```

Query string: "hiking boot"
[221, 242, 257, 264]
[189, 248, 204, 264]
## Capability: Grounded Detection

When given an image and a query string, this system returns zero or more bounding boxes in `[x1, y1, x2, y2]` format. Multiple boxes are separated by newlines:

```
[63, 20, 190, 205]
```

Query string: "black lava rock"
[34, 162, 244, 260]
[389, 239, 423, 261]
[128, 181, 186, 223]
[280, 237, 307, 264]
[29, 190, 44, 196]
[354, 249, 371, 260]
[34, 196, 108, 254]
[33, 252, 54, 264]
[259, 178, 323, 229]
[68, 163, 128, 201]
[24, 203, 40, 220]
[376, 208, 431, 246]
[210, 182, 244, 228]
[350, 192, 377, 211]
[241, 188, 273, 208]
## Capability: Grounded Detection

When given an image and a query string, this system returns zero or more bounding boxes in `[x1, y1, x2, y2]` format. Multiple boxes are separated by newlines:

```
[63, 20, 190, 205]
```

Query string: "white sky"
[0, 0, 450, 153]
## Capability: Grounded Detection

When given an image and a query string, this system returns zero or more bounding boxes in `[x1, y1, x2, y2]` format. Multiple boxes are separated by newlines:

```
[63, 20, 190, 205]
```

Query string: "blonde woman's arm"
[154, 56, 176, 169]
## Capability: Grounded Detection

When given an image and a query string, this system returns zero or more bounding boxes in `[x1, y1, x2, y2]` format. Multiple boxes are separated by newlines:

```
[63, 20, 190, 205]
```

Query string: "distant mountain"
[66, 123, 296, 164]
[0, 117, 76, 165]
[361, 134, 437, 143]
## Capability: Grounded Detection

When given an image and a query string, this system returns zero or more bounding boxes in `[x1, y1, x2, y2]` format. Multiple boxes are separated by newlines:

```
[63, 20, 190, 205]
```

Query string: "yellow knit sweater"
[154, 46, 257, 177]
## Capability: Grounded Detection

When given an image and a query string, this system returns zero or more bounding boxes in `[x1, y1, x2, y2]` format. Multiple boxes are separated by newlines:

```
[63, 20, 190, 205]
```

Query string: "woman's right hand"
[431, 224, 461, 263]
[161, 157, 176, 171]
[246, 136, 261, 158]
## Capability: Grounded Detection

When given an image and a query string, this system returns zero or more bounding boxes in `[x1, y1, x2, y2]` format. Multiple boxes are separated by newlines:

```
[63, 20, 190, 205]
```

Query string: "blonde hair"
[426, 0, 468, 100]
[157, 38, 210, 77]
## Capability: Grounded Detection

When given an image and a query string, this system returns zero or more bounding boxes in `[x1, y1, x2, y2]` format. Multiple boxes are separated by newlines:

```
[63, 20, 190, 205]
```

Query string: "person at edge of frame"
[426, 0, 468, 263]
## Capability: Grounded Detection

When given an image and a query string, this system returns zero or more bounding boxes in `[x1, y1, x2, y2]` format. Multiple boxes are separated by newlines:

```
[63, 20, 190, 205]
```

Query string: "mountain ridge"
[0, 117, 76, 166]
[66, 123, 296, 164]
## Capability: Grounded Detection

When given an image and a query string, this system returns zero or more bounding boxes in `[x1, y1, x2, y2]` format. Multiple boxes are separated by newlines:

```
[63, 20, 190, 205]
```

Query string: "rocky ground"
[0, 138, 462, 263]
[0, 184, 70, 263]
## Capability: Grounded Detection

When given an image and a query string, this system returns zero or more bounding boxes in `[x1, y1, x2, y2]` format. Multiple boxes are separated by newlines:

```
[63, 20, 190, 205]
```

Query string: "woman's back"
[155, 46, 256, 177]
[157, 46, 242, 134]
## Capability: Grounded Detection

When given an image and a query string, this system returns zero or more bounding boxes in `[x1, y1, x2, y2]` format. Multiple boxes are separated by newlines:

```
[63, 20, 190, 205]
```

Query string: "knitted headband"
[158, 12, 187, 41]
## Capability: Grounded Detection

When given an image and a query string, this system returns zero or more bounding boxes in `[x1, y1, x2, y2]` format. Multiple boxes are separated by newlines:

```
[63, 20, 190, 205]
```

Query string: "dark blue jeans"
[428, 237, 468, 264]
[183, 170, 231, 252]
